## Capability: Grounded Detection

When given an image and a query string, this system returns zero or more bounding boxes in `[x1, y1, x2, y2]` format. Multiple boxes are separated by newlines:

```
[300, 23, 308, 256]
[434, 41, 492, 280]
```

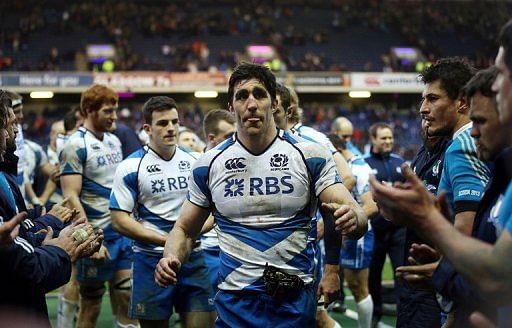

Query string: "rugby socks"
[356, 295, 373, 328]
[332, 321, 342, 328]
[114, 320, 140, 328]
[57, 294, 78, 328]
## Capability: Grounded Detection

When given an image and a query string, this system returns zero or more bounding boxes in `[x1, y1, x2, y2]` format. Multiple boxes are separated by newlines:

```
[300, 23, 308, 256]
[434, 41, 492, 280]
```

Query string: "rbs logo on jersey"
[224, 176, 294, 197]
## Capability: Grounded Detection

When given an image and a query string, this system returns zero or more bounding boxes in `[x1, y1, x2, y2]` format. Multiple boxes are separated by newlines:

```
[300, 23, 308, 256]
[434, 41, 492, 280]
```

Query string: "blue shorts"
[77, 236, 133, 283]
[340, 226, 374, 269]
[130, 250, 215, 320]
[214, 286, 316, 328]
[203, 245, 221, 294]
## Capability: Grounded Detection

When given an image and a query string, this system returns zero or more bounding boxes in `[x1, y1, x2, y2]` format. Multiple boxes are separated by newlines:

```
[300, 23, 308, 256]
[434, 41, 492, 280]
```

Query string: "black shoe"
[328, 300, 347, 313]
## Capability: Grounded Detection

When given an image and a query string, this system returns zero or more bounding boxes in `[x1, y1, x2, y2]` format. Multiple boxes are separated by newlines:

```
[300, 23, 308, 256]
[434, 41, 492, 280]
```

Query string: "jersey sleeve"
[303, 143, 341, 196]
[109, 159, 138, 213]
[438, 144, 490, 213]
[353, 161, 371, 196]
[59, 138, 86, 176]
[187, 156, 213, 209]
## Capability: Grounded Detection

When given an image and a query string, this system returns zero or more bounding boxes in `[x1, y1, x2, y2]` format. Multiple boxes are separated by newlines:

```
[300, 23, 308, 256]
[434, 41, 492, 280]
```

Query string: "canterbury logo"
[146, 164, 161, 173]
[225, 157, 246, 170]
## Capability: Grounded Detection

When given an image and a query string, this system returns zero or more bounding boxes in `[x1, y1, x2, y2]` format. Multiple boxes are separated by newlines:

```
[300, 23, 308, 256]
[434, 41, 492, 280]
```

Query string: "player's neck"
[450, 116, 471, 138]
[149, 141, 176, 161]
[237, 124, 278, 155]
[83, 121, 104, 140]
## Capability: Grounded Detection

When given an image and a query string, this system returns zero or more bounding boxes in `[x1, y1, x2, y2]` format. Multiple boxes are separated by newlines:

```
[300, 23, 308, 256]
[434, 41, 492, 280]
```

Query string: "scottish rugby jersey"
[349, 156, 372, 204]
[24, 140, 49, 184]
[188, 129, 341, 292]
[60, 127, 123, 238]
[291, 123, 337, 154]
[438, 123, 491, 213]
[109, 145, 197, 253]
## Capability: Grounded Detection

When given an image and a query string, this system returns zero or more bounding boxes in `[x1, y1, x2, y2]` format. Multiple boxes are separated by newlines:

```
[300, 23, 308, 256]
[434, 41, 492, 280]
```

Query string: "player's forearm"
[453, 211, 476, 236]
[421, 210, 510, 299]
[200, 216, 214, 235]
[163, 224, 195, 265]
[347, 205, 368, 240]
[111, 213, 167, 246]
[39, 179, 56, 204]
[63, 194, 86, 220]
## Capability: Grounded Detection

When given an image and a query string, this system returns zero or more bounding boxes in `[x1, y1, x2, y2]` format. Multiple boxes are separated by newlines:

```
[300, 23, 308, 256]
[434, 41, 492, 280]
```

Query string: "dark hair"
[275, 83, 291, 111]
[203, 109, 235, 136]
[142, 96, 177, 124]
[464, 66, 499, 103]
[80, 84, 118, 116]
[419, 57, 476, 101]
[63, 107, 79, 132]
[369, 122, 393, 138]
[499, 19, 512, 73]
[0, 90, 11, 129]
[227, 62, 276, 106]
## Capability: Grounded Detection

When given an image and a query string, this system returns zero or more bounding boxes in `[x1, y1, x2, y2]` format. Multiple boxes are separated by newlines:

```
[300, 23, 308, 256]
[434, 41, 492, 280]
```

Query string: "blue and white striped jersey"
[438, 123, 491, 211]
[349, 156, 372, 205]
[291, 123, 337, 154]
[109, 145, 198, 254]
[24, 140, 49, 184]
[188, 129, 341, 292]
[60, 127, 123, 238]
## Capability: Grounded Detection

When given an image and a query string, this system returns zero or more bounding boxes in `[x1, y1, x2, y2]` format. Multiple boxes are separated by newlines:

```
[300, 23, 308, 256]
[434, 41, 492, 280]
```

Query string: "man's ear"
[143, 123, 151, 134]
[207, 133, 216, 143]
[271, 98, 278, 113]
[228, 102, 234, 113]
[457, 96, 469, 114]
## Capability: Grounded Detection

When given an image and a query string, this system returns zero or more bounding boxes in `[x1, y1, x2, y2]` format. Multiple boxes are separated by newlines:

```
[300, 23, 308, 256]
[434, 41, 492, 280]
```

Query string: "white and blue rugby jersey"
[349, 156, 372, 205]
[60, 127, 123, 238]
[188, 129, 341, 292]
[24, 140, 49, 184]
[291, 123, 337, 154]
[109, 145, 197, 254]
[438, 123, 491, 211]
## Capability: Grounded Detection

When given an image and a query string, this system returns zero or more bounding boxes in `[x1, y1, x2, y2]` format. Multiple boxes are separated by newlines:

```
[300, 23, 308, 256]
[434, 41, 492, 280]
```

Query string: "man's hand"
[43, 218, 102, 262]
[321, 203, 357, 235]
[408, 243, 440, 265]
[317, 264, 341, 308]
[48, 198, 76, 223]
[0, 212, 27, 249]
[155, 255, 182, 287]
[396, 243, 441, 288]
[89, 244, 110, 262]
[370, 164, 439, 229]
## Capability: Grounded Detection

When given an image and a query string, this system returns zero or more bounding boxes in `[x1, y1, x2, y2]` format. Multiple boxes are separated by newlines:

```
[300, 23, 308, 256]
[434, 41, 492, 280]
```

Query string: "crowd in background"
[0, 0, 509, 72]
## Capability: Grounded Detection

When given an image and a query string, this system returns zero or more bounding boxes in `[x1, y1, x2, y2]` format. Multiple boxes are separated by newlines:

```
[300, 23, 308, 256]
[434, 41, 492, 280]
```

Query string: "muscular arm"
[163, 200, 210, 263]
[319, 183, 367, 240]
[333, 152, 355, 191]
[453, 211, 476, 236]
[359, 191, 378, 219]
[61, 174, 86, 220]
[111, 210, 167, 246]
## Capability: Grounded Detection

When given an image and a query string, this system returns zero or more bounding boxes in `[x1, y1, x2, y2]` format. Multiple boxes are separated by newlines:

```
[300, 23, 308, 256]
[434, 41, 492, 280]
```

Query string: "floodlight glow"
[30, 91, 54, 99]
[349, 91, 371, 98]
[194, 91, 218, 98]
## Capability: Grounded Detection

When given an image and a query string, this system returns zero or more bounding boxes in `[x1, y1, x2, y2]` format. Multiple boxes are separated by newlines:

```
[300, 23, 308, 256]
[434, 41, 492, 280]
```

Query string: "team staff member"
[155, 63, 367, 327]
[363, 122, 405, 327]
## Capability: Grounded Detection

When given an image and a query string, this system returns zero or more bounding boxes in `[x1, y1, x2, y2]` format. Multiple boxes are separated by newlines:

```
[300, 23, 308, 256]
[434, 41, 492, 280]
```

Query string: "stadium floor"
[46, 288, 397, 327]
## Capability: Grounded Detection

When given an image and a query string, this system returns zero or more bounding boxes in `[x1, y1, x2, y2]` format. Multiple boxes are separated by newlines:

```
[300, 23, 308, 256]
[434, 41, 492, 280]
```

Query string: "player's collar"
[452, 122, 472, 140]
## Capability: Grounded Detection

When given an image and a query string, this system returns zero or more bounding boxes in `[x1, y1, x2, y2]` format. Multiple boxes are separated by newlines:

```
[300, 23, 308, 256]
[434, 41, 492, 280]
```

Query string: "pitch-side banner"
[349, 72, 423, 92]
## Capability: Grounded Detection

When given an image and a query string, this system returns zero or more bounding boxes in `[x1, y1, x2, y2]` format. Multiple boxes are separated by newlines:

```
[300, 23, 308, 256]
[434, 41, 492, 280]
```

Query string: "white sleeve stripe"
[14, 237, 34, 253]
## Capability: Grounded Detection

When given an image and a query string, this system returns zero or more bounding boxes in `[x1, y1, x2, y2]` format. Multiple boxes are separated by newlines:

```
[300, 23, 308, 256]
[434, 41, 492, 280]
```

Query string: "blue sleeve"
[0, 241, 71, 293]
[19, 214, 64, 246]
[499, 184, 512, 233]
[438, 143, 489, 212]
[432, 257, 485, 309]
